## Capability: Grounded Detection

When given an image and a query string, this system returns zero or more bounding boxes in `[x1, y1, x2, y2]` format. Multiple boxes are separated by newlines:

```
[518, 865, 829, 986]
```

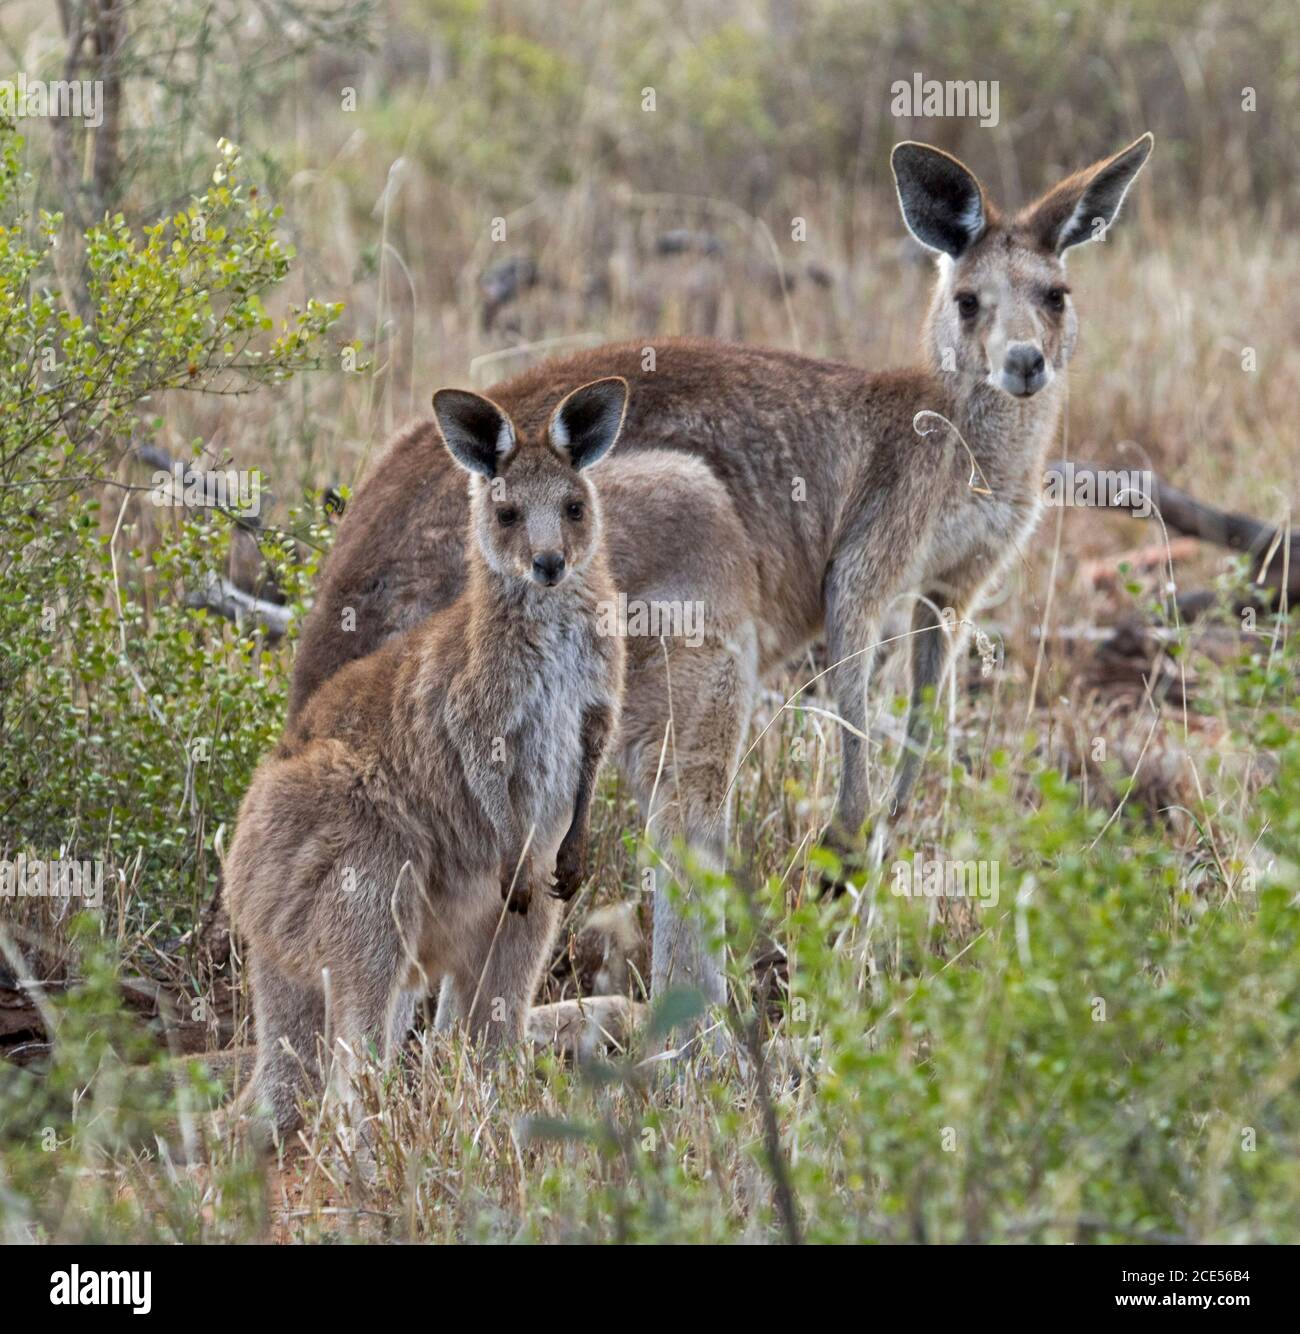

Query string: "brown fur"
[227, 380, 628, 1141]
[287, 137, 1153, 1010]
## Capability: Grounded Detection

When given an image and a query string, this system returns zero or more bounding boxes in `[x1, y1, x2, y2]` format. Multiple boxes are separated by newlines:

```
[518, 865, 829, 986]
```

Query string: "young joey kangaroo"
[286, 135, 1153, 1018]
[226, 377, 628, 1141]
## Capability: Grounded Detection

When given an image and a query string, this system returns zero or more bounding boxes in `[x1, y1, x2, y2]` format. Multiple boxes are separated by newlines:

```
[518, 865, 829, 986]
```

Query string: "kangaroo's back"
[291, 338, 887, 715]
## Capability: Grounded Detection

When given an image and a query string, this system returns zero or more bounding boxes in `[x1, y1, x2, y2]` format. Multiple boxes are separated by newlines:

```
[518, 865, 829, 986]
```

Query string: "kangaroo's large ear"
[432, 388, 516, 478]
[548, 377, 629, 471]
[1022, 133, 1153, 255]
[891, 142, 987, 259]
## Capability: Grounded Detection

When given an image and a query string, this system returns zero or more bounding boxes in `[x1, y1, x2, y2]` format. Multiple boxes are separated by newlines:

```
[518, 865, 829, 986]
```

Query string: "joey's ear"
[431, 388, 516, 478]
[891, 142, 987, 259]
[1021, 133, 1153, 254]
[548, 377, 629, 471]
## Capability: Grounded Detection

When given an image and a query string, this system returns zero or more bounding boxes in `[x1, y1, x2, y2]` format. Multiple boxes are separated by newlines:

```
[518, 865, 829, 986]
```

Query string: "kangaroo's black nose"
[532, 551, 565, 585]
[1005, 345, 1045, 377]
[1003, 344, 1046, 394]
[1008, 344, 1045, 394]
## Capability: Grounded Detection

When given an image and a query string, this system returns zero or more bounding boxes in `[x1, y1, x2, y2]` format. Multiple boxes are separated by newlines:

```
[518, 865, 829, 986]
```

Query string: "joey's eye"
[497, 506, 519, 527]
[956, 292, 979, 319]
[1045, 287, 1067, 312]
[565, 501, 584, 522]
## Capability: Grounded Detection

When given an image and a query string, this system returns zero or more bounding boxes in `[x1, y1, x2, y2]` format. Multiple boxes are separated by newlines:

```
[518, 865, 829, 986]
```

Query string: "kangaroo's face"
[930, 233, 1074, 399]
[893, 134, 1153, 402]
[433, 377, 629, 588]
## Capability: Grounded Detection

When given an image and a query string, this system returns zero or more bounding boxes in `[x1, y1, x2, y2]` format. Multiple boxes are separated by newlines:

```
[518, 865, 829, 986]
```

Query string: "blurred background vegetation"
[0, 0, 1296, 1242]
[9, 0, 1299, 479]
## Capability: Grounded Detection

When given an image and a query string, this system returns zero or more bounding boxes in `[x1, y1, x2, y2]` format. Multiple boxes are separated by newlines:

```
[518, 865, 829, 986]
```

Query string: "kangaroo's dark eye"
[565, 501, 584, 522]
[1045, 287, 1067, 312]
[956, 292, 979, 319]
[497, 506, 519, 527]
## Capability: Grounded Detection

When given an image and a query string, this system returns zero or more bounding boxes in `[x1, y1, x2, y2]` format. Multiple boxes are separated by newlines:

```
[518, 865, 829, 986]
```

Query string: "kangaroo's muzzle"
[996, 342, 1051, 398]
[532, 551, 566, 586]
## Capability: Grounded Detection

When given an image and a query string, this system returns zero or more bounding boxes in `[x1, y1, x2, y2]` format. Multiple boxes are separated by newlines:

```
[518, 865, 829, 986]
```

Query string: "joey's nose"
[1001, 344, 1047, 396]
[532, 551, 566, 585]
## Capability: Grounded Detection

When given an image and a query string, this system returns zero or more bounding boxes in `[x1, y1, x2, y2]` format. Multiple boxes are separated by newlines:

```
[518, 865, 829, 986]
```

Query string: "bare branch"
[186, 571, 292, 639]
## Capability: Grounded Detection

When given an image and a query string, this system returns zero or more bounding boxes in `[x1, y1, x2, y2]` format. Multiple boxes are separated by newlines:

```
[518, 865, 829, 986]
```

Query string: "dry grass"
[2, 0, 1298, 1244]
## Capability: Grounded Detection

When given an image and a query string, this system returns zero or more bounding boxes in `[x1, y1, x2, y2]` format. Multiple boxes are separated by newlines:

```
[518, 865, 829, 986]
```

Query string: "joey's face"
[477, 448, 600, 587]
[431, 376, 629, 591]
[936, 233, 1076, 400]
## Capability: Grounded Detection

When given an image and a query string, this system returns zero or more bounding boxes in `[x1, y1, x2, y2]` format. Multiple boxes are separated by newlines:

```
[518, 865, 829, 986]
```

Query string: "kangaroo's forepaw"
[501, 866, 532, 916]
[551, 838, 587, 902]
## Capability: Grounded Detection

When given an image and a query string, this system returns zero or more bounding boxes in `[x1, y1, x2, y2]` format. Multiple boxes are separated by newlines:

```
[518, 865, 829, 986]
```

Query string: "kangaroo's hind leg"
[320, 943, 411, 1153]
[453, 885, 562, 1049]
[433, 975, 462, 1032]
[315, 835, 426, 1137]
[237, 953, 326, 1149]
[620, 623, 758, 1016]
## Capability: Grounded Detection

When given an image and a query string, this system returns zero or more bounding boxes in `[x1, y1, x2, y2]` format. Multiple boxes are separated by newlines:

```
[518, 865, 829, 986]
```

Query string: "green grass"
[1, 0, 1297, 1245]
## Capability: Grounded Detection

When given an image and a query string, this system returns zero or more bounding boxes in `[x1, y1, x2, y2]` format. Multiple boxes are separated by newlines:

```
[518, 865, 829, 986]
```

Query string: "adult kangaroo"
[289, 135, 1153, 1014]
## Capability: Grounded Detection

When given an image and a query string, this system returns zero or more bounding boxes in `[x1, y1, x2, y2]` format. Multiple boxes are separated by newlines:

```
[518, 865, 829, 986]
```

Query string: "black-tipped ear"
[432, 388, 516, 478]
[548, 377, 629, 471]
[1023, 133, 1153, 254]
[891, 142, 986, 259]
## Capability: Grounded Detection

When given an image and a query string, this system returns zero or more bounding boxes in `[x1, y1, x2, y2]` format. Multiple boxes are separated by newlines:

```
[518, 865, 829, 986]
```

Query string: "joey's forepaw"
[550, 841, 587, 902]
[501, 866, 532, 916]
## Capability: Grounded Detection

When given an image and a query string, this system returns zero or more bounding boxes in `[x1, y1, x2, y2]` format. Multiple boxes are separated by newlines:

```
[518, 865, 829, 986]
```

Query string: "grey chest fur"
[503, 617, 603, 838]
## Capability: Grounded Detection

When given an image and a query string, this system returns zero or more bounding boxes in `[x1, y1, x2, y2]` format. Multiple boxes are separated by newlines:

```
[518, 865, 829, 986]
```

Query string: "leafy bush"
[0, 125, 341, 938]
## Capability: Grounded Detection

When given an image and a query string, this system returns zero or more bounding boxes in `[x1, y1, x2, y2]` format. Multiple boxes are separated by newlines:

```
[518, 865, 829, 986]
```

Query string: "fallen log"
[1046, 459, 1298, 605]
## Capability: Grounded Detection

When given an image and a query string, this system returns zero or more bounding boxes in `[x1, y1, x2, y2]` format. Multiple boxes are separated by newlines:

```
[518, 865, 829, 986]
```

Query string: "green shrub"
[0, 125, 342, 937]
